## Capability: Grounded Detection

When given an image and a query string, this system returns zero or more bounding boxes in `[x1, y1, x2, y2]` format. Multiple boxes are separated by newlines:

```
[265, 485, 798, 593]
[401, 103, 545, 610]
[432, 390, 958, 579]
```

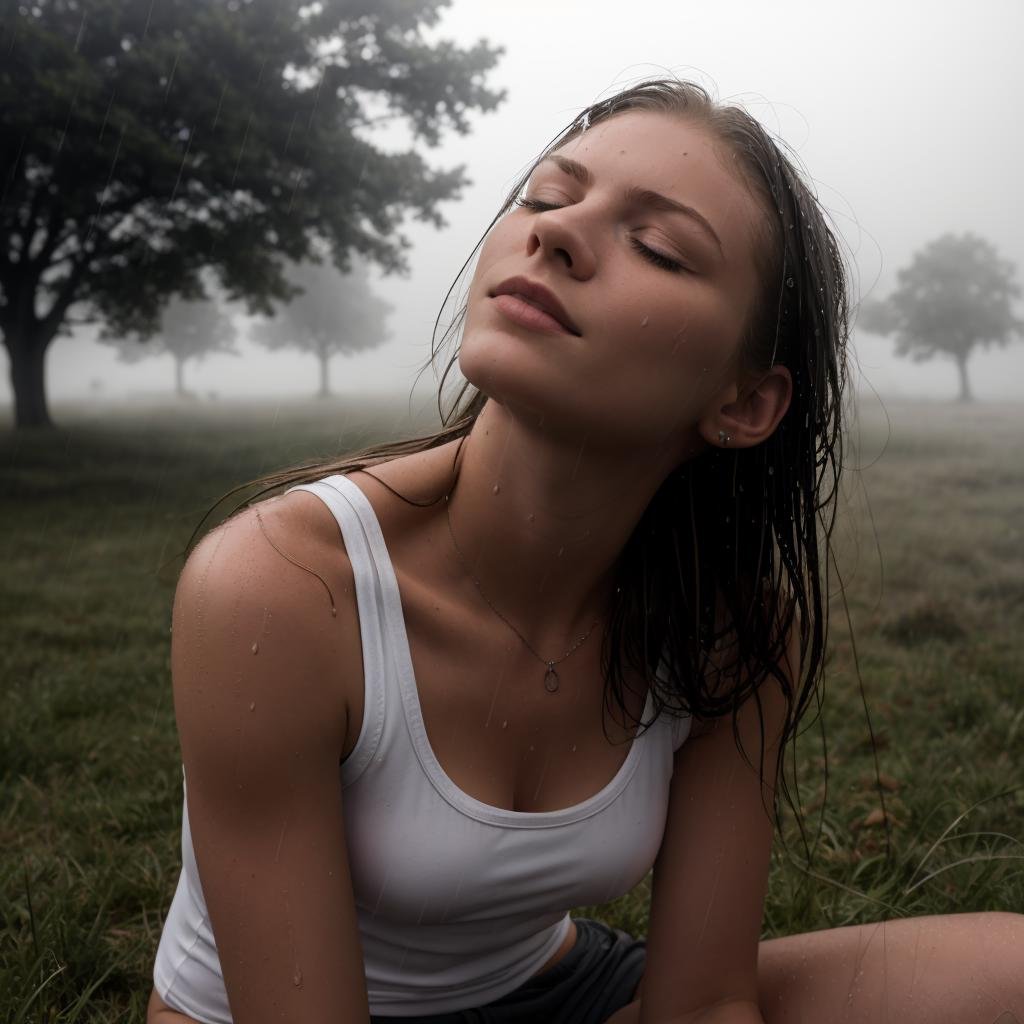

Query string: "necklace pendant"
[543, 664, 560, 693]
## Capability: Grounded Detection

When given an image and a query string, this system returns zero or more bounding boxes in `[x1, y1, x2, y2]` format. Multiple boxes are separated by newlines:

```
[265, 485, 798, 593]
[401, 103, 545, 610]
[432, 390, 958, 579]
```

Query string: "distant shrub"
[881, 601, 967, 647]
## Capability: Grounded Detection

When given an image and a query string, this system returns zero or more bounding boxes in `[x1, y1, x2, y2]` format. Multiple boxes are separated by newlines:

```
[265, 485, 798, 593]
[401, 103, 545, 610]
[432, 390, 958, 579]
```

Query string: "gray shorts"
[369, 917, 646, 1023]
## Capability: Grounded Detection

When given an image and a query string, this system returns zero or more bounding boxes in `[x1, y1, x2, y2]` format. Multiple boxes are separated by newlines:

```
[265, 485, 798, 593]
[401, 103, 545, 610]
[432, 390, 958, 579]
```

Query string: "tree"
[251, 258, 391, 397]
[0, 1, 503, 427]
[100, 292, 238, 397]
[859, 233, 1023, 402]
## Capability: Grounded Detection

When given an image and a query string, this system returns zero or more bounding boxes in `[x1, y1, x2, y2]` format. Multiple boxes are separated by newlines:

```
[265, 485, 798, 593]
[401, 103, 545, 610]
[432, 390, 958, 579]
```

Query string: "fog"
[8, 0, 1024, 407]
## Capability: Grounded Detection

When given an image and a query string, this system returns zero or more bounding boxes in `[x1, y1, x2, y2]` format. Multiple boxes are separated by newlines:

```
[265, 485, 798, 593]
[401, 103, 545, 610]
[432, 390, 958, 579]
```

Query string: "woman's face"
[459, 110, 770, 465]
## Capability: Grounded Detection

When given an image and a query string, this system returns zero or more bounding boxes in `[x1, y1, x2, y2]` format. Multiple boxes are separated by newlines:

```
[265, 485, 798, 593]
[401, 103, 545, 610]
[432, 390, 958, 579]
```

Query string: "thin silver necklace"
[444, 490, 602, 693]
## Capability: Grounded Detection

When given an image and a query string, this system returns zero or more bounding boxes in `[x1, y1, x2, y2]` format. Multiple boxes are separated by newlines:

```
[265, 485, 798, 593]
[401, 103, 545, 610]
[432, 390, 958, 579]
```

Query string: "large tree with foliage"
[251, 258, 391, 397]
[100, 292, 238, 397]
[0, 0, 503, 427]
[859, 233, 1022, 402]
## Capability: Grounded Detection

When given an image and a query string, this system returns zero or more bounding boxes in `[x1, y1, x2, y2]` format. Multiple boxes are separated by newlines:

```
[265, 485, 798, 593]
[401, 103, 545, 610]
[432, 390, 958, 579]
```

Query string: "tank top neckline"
[328, 472, 657, 829]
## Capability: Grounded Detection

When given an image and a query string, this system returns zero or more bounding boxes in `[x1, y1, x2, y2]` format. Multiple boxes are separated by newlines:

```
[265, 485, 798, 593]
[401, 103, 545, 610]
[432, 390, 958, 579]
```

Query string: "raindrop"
[249, 701, 256, 712]
[640, 316, 649, 327]
[501, 719, 508, 729]
[292, 968, 303, 987]
[492, 483, 500, 495]
[251, 641, 259, 655]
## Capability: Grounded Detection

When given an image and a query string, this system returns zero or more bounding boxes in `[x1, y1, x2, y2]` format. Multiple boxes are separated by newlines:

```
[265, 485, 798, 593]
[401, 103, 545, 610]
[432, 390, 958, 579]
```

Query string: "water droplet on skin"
[249, 701, 255, 712]
[330, 606, 337, 617]
[292, 968, 303, 987]
[251, 641, 259, 655]
[571, 744, 577, 752]
[640, 315, 649, 327]
[501, 719, 508, 729]
[492, 483, 500, 495]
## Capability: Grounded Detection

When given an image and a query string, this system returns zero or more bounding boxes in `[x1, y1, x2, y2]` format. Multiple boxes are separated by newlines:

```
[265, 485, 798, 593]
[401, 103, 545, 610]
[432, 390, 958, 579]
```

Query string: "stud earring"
[718, 430, 732, 445]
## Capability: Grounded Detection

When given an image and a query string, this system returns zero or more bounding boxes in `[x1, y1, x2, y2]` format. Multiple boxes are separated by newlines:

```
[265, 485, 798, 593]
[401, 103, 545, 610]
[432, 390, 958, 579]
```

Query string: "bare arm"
[636, 621, 800, 1024]
[156, 497, 371, 1024]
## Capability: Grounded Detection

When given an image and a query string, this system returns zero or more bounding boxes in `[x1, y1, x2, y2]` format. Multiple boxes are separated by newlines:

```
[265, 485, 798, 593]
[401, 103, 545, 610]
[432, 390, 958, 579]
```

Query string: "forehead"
[549, 110, 767, 259]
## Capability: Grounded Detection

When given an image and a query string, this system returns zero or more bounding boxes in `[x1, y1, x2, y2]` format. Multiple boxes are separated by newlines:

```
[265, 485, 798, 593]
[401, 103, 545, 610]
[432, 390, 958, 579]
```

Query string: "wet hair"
[204, 79, 851, 847]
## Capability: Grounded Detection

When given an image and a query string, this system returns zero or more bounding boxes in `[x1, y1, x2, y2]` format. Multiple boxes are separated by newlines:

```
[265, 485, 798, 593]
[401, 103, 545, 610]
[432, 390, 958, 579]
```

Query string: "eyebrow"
[540, 154, 725, 257]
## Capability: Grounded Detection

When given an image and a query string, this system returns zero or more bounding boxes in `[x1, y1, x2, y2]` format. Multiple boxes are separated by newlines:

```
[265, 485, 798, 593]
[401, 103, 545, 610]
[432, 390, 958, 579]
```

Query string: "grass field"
[2, 394, 1022, 1022]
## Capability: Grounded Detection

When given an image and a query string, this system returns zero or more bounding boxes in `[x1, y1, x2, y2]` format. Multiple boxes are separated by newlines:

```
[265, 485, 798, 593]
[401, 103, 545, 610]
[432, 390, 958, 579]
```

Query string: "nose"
[525, 208, 597, 280]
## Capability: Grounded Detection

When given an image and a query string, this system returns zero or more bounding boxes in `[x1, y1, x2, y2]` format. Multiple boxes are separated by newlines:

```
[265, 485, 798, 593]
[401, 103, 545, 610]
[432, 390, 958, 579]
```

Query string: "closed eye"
[629, 237, 687, 273]
[513, 197, 565, 213]
[514, 197, 690, 273]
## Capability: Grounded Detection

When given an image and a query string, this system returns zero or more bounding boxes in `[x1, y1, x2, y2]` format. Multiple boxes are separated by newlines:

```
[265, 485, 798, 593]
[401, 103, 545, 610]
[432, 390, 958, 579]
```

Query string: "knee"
[971, 912, 1024, 996]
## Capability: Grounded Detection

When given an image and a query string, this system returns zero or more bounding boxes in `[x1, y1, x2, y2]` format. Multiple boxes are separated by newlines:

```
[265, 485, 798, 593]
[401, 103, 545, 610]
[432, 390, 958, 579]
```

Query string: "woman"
[148, 81, 1023, 1024]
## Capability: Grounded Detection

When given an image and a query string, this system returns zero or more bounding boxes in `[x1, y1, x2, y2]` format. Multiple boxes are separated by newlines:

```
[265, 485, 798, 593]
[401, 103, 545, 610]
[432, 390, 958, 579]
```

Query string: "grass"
[2, 394, 1022, 1021]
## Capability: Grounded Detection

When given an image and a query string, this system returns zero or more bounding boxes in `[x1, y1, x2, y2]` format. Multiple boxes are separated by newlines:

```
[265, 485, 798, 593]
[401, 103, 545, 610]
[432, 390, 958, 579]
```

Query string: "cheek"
[641, 293, 743, 377]
[464, 222, 516, 311]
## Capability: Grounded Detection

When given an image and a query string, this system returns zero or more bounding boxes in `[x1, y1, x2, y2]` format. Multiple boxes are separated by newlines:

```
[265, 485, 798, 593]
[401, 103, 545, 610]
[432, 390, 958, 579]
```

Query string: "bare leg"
[606, 912, 1024, 1024]
[758, 911, 1024, 1024]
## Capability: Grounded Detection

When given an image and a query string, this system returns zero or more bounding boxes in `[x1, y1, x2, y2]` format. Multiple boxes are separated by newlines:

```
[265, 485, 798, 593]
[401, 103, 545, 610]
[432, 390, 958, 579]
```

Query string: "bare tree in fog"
[251, 259, 391, 398]
[0, 1, 504, 428]
[99, 292, 238, 398]
[860, 233, 1023, 402]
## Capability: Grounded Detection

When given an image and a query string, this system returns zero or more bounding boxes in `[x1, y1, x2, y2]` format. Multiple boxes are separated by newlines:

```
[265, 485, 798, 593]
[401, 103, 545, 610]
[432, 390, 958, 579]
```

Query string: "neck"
[437, 399, 695, 650]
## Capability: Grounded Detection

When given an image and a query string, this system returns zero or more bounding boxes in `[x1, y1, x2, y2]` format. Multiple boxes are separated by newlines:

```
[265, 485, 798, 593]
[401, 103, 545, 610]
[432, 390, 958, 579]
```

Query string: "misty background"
[3, 0, 1022, 411]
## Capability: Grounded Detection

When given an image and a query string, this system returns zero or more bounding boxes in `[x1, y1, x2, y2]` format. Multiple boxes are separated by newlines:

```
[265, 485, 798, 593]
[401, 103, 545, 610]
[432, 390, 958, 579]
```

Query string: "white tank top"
[153, 473, 692, 1020]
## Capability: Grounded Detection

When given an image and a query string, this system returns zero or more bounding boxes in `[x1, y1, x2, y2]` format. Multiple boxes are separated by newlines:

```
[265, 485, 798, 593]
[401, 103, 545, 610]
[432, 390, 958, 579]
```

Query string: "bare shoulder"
[182, 485, 354, 592]
[173, 486, 361, 765]
[167, 484, 374, 1021]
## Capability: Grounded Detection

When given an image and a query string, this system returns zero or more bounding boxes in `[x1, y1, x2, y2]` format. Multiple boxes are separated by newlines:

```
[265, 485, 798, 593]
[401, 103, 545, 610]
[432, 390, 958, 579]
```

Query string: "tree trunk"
[317, 349, 330, 398]
[5, 325, 54, 428]
[174, 353, 186, 397]
[954, 351, 973, 402]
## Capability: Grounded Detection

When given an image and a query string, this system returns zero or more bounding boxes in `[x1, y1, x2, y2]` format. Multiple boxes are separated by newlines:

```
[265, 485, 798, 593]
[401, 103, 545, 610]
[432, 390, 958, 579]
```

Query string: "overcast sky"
[12, 0, 1024, 406]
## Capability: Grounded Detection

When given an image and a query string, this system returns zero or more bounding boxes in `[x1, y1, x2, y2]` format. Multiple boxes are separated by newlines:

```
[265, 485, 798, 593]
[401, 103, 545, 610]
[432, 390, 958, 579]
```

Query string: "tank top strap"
[285, 473, 391, 783]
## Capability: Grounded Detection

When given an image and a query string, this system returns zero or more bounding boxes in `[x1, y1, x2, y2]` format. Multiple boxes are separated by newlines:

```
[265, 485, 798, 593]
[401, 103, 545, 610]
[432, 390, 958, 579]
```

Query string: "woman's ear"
[697, 365, 792, 449]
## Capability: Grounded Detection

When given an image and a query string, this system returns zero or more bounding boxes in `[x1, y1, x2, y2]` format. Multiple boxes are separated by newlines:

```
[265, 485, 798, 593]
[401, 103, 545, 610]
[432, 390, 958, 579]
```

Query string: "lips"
[489, 277, 581, 336]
